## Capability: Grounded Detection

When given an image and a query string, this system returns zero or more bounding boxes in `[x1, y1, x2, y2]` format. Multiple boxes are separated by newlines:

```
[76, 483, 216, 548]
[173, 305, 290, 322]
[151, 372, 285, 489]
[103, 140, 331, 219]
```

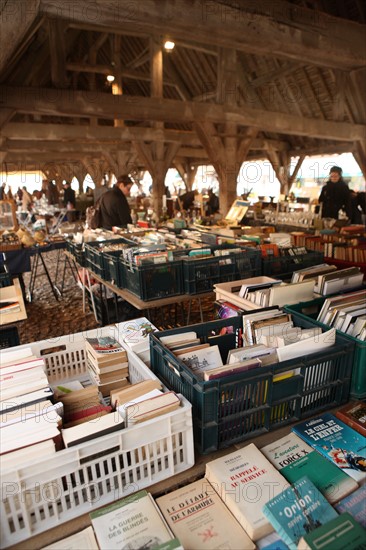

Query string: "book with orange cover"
[259, 244, 279, 258]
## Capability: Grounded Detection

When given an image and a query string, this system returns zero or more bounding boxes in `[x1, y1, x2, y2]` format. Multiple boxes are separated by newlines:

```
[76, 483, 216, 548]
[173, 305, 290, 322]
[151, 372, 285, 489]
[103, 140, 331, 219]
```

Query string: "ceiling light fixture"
[106, 74, 115, 82]
[164, 40, 175, 51]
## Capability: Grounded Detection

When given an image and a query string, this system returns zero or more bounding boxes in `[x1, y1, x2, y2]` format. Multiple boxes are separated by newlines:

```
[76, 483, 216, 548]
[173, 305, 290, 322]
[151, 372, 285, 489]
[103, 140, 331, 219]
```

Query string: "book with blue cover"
[335, 485, 366, 528]
[292, 413, 366, 483]
[262, 476, 338, 550]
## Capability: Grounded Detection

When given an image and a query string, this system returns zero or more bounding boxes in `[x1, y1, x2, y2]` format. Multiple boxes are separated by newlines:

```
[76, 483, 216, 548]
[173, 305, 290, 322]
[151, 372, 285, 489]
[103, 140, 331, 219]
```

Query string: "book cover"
[178, 345, 223, 378]
[123, 391, 180, 426]
[292, 413, 366, 483]
[40, 526, 99, 550]
[203, 358, 262, 380]
[260, 433, 358, 504]
[335, 485, 366, 528]
[205, 443, 289, 541]
[90, 490, 173, 550]
[61, 411, 124, 448]
[156, 478, 255, 550]
[111, 379, 162, 407]
[85, 336, 124, 354]
[262, 476, 338, 549]
[276, 328, 336, 363]
[117, 317, 158, 353]
[335, 401, 366, 437]
[298, 512, 366, 550]
[256, 532, 289, 550]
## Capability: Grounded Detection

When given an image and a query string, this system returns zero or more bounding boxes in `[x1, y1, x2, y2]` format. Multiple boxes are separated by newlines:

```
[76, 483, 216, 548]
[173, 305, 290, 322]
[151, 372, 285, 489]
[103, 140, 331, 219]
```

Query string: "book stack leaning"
[85, 336, 129, 397]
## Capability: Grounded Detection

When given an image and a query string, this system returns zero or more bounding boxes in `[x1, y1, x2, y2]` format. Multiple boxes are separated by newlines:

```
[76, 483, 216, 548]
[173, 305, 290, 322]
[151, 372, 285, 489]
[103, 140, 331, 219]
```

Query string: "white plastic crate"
[0, 326, 194, 548]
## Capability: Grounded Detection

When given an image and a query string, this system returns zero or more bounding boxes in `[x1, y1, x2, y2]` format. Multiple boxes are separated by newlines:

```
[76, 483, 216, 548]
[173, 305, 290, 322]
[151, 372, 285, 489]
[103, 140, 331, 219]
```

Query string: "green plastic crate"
[262, 250, 324, 280]
[84, 238, 130, 280]
[150, 313, 354, 454]
[182, 246, 261, 294]
[284, 298, 366, 399]
[122, 258, 183, 301]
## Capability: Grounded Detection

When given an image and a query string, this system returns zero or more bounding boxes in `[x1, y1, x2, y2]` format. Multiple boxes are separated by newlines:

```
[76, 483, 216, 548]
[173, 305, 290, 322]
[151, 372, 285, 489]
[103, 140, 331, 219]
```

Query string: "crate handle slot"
[40, 344, 67, 356]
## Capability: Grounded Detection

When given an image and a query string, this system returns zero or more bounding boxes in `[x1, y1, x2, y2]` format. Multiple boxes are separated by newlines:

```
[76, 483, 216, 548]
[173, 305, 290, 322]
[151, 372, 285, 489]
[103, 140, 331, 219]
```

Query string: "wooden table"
[92, 270, 214, 323]
[7, 406, 342, 550]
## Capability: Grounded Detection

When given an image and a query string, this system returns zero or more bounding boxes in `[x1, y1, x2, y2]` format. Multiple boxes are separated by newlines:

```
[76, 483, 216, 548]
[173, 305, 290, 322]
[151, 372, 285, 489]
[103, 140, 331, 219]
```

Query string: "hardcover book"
[156, 478, 255, 550]
[292, 413, 366, 483]
[335, 485, 366, 528]
[90, 490, 173, 550]
[205, 443, 289, 541]
[297, 512, 366, 550]
[335, 401, 366, 437]
[262, 476, 338, 549]
[260, 433, 358, 504]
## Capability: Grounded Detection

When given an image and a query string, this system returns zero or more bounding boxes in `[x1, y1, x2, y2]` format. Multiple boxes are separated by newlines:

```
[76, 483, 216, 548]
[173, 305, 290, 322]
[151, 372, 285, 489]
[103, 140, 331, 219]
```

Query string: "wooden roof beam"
[48, 19, 68, 88]
[40, 0, 366, 70]
[0, 0, 41, 73]
[2, 123, 290, 152]
[2, 85, 365, 141]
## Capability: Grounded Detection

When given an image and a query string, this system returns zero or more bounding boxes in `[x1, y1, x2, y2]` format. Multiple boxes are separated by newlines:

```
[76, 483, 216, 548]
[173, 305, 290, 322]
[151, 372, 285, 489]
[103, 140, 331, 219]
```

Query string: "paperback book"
[334, 485, 366, 528]
[116, 317, 158, 353]
[156, 478, 255, 550]
[292, 413, 366, 483]
[262, 476, 338, 549]
[205, 443, 289, 541]
[297, 512, 366, 550]
[90, 490, 174, 550]
[260, 433, 358, 504]
[40, 526, 99, 550]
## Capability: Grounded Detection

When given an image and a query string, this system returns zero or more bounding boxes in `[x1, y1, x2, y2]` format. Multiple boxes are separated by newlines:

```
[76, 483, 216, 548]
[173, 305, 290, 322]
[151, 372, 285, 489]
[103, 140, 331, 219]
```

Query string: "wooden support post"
[82, 159, 105, 188]
[195, 120, 257, 215]
[174, 161, 197, 191]
[112, 35, 124, 128]
[353, 141, 366, 180]
[288, 155, 305, 187]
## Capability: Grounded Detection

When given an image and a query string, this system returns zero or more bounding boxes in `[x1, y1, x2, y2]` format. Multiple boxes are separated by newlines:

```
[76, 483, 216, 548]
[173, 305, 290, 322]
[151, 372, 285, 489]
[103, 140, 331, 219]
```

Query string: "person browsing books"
[99, 174, 133, 230]
[318, 166, 351, 220]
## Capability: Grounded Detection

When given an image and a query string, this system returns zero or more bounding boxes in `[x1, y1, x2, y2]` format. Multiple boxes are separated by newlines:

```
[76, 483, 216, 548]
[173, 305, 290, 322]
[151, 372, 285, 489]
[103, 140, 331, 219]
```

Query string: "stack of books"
[317, 289, 366, 339]
[315, 267, 364, 295]
[85, 336, 130, 397]
[0, 347, 53, 413]
[57, 385, 112, 428]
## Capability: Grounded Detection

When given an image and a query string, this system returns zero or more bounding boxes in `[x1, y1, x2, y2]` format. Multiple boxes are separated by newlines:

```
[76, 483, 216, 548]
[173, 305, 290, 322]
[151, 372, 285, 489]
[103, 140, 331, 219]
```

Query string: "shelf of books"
[0, 323, 194, 548]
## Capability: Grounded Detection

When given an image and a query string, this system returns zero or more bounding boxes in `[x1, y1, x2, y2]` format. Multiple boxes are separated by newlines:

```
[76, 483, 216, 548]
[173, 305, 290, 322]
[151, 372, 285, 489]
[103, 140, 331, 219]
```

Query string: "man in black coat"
[318, 166, 351, 219]
[99, 174, 133, 230]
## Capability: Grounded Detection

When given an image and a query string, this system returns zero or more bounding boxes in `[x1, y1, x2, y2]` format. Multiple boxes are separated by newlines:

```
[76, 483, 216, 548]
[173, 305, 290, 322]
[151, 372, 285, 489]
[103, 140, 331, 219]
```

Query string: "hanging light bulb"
[106, 74, 115, 83]
[164, 40, 175, 51]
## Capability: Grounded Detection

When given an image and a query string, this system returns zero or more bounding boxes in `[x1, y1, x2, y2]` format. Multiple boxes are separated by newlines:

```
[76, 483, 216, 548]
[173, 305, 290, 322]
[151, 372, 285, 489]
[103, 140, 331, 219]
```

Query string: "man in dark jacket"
[99, 175, 133, 230]
[318, 166, 351, 219]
